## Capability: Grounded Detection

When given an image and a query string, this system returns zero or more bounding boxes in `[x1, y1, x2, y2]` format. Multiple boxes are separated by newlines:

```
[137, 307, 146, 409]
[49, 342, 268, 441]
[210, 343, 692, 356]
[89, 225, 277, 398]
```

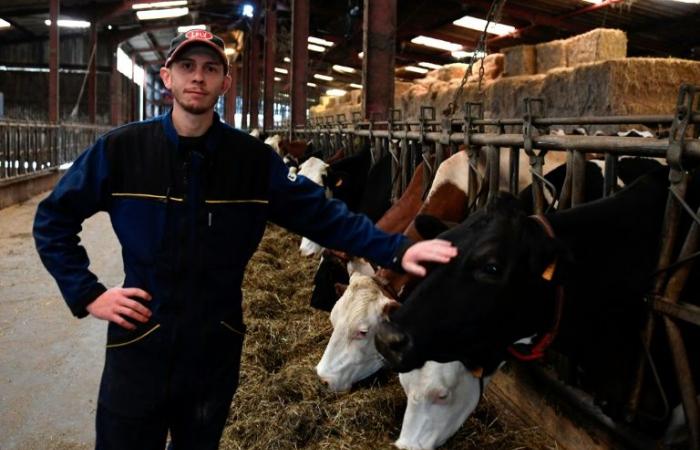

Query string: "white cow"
[298, 157, 331, 257]
[316, 273, 399, 392]
[264, 134, 282, 155]
[396, 361, 491, 450]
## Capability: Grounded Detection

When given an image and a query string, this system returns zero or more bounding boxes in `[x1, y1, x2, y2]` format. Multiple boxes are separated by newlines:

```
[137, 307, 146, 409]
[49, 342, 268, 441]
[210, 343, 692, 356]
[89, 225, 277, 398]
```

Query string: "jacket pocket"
[106, 322, 161, 349]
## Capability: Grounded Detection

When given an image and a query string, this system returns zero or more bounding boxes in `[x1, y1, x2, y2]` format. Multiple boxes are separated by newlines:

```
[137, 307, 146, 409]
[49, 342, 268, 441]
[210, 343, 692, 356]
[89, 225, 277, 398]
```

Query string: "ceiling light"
[453, 15, 515, 36]
[349, 83, 362, 89]
[132, 1, 187, 9]
[107, 25, 113, 30]
[308, 36, 334, 47]
[274, 67, 288, 74]
[410, 35, 462, 52]
[308, 43, 326, 53]
[332, 64, 356, 74]
[177, 24, 206, 32]
[326, 88, 347, 97]
[283, 56, 290, 62]
[314, 74, 333, 81]
[224, 48, 235, 55]
[136, 7, 188, 20]
[358, 52, 364, 59]
[274, 76, 281, 81]
[307, 82, 317, 87]
[451, 50, 487, 59]
[418, 61, 442, 70]
[404, 65, 429, 74]
[0, 18, 11, 29]
[44, 19, 91, 28]
[241, 4, 255, 18]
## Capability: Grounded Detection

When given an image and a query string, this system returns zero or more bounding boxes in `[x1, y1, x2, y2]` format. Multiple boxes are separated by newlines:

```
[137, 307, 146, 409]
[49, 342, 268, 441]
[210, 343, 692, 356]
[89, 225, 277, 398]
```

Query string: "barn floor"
[0, 192, 554, 450]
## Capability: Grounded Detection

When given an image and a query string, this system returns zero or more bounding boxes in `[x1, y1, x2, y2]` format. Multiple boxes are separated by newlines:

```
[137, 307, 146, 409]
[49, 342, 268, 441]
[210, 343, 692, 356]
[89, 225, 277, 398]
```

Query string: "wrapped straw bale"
[535, 39, 567, 74]
[566, 28, 627, 67]
[502, 45, 536, 76]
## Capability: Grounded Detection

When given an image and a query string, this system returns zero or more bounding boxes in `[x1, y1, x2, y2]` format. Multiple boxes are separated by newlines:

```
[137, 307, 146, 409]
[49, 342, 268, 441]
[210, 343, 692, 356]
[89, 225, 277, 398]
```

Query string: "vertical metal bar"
[290, 0, 309, 130]
[486, 145, 500, 202]
[361, 0, 396, 121]
[249, 17, 261, 129]
[263, 0, 276, 130]
[241, 35, 250, 129]
[88, 23, 97, 124]
[571, 150, 586, 207]
[509, 146, 519, 195]
[603, 153, 618, 197]
[48, 0, 60, 123]
[110, 45, 121, 126]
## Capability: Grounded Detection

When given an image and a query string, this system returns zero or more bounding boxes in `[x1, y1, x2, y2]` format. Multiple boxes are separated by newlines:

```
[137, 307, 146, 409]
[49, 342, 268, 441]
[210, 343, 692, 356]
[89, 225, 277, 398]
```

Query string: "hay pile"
[220, 224, 554, 449]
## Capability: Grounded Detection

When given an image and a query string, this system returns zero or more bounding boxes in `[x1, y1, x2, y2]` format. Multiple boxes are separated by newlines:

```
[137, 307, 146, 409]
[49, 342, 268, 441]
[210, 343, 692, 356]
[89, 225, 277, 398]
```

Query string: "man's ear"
[160, 67, 172, 89]
[221, 72, 232, 94]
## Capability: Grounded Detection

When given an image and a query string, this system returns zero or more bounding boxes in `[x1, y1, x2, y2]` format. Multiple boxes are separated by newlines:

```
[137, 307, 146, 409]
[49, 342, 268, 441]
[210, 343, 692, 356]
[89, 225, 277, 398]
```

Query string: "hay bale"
[433, 63, 468, 82]
[485, 74, 546, 125]
[541, 58, 700, 133]
[535, 39, 567, 74]
[502, 45, 536, 76]
[566, 28, 627, 67]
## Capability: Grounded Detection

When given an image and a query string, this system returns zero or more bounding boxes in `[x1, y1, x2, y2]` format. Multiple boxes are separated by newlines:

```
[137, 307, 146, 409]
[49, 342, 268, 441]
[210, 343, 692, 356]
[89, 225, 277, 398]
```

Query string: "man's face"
[160, 47, 231, 115]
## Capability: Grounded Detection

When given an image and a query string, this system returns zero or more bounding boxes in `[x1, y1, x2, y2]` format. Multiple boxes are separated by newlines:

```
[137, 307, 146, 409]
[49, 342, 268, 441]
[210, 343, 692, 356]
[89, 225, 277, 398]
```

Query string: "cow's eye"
[353, 328, 369, 340]
[482, 263, 501, 276]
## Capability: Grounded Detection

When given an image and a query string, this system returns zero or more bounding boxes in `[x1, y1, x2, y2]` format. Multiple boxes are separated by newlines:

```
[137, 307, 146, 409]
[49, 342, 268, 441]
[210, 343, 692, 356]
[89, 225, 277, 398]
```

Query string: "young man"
[33, 31, 456, 449]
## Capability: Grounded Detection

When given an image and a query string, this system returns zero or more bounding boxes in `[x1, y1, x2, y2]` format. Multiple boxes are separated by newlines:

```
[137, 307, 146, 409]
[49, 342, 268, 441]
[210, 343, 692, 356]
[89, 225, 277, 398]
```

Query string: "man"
[33, 31, 456, 449]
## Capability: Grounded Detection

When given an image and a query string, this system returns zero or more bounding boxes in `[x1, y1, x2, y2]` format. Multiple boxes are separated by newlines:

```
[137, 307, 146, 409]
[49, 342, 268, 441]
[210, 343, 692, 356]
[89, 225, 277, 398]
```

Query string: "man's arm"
[33, 138, 151, 325]
[266, 150, 456, 273]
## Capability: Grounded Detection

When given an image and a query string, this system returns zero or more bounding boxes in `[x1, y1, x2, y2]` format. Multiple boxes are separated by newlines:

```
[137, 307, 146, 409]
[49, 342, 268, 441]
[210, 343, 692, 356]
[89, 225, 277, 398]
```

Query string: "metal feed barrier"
[270, 84, 700, 449]
[0, 120, 111, 182]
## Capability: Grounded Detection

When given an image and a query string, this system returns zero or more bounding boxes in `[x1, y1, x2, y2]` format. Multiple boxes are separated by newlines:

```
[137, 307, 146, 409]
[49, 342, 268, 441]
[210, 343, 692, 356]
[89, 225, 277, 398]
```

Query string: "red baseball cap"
[165, 30, 229, 73]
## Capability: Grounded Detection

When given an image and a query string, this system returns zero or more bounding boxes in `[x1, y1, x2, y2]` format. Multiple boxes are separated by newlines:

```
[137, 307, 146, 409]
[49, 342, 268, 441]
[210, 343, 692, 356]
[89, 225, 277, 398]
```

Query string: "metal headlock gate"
[0, 120, 111, 182]
[271, 83, 700, 449]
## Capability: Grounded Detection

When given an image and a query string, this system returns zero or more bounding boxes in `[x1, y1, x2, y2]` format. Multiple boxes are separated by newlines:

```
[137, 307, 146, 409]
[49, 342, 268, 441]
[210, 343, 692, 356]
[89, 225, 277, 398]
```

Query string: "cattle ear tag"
[470, 367, 484, 379]
[541, 259, 557, 281]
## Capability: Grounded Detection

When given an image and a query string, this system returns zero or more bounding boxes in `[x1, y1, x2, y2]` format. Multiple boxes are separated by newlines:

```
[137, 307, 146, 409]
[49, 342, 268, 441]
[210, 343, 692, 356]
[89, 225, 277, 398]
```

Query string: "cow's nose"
[319, 377, 330, 387]
[375, 322, 412, 367]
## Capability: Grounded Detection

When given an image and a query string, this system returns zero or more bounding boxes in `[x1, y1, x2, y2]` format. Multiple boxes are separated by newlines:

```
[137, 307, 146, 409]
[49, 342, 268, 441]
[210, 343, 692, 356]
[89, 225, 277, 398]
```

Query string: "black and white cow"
[375, 167, 700, 434]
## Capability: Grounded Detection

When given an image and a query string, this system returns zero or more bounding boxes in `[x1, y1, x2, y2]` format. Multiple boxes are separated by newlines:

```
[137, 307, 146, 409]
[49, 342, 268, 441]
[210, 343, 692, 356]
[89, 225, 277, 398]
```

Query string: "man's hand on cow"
[86, 287, 153, 330]
[401, 239, 458, 277]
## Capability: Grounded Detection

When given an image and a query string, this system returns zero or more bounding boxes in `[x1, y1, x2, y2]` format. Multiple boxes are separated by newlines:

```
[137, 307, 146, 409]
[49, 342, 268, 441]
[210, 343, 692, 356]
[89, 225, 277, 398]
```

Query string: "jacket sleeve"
[266, 149, 410, 269]
[33, 138, 111, 318]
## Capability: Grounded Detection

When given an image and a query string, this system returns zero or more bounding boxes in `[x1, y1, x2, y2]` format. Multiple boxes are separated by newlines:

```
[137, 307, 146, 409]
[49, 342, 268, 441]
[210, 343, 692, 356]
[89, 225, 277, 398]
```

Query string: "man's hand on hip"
[86, 287, 153, 330]
[401, 239, 457, 277]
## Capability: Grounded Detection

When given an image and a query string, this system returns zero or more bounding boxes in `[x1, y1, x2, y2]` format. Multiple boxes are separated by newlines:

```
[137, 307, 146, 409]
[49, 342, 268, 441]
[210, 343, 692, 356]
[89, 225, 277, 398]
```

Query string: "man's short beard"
[175, 96, 217, 115]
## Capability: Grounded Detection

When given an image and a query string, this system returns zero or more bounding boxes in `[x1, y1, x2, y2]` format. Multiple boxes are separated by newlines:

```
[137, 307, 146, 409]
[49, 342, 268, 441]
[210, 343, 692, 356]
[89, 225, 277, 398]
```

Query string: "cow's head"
[396, 360, 490, 450]
[316, 273, 399, 392]
[375, 193, 567, 374]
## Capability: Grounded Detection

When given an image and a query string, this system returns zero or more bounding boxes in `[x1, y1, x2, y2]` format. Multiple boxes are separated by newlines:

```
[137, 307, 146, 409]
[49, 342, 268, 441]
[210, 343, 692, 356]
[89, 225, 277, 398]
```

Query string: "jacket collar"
[161, 109, 224, 153]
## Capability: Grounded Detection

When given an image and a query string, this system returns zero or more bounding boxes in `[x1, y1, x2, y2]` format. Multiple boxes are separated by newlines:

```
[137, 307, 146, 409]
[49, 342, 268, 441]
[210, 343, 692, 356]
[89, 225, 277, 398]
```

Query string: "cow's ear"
[414, 214, 450, 239]
[381, 298, 401, 319]
[525, 220, 572, 284]
[334, 282, 348, 298]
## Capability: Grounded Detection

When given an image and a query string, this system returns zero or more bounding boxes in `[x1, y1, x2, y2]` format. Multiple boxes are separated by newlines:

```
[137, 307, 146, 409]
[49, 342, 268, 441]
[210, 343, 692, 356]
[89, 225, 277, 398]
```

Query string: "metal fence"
[269, 84, 700, 449]
[0, 120, 111, 182]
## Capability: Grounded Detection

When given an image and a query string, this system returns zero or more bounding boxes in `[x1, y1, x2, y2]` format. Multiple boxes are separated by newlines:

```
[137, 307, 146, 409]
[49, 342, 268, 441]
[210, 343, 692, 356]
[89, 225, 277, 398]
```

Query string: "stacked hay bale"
[220, 225, 554, 449]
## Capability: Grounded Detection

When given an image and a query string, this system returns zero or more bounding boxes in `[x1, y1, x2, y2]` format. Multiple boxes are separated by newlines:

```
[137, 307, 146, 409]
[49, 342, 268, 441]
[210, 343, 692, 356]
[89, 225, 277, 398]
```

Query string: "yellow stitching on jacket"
[106, 324, 161, 349]
[112, 193, 184, 202]
[220, 321, 245, 335]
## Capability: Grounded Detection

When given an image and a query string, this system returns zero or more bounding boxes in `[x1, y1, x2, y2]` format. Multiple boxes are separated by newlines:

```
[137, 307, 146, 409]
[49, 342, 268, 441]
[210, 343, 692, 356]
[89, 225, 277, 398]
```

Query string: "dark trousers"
[95, 394, 233, 450]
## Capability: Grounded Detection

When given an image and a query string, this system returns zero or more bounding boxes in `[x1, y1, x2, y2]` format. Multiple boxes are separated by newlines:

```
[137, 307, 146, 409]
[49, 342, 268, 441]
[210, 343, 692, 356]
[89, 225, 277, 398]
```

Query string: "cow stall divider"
[268, 83, 700, 449]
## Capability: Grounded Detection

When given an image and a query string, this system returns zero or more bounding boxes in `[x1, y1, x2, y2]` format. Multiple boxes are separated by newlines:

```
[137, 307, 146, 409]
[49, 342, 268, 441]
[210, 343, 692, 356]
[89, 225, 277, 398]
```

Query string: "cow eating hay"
[220, 224, 553, 449]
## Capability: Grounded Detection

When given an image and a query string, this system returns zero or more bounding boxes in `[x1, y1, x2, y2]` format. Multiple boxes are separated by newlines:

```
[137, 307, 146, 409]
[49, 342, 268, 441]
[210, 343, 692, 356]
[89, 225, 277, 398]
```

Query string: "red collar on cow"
[507, 214, 565, 362]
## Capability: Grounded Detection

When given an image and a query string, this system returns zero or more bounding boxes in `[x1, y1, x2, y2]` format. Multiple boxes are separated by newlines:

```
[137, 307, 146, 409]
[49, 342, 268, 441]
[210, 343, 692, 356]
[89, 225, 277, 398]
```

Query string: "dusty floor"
[0, 193, 123, 450]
